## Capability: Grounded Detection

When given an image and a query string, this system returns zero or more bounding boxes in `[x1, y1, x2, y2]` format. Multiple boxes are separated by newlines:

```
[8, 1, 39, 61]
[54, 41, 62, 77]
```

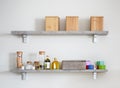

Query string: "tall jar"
[16, 51, 23, 68]
[39, 51, 45, 69]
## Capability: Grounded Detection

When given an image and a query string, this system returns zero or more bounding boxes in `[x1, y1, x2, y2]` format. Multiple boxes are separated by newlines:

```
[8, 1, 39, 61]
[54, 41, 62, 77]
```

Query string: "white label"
[45, 62, 50, 69]
[46, 62, 50, 69]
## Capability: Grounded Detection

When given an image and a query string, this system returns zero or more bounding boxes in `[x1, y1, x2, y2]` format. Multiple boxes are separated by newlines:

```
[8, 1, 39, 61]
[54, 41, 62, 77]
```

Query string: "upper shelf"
[11, 31, 108, 43]
[11, 31, 108, 36]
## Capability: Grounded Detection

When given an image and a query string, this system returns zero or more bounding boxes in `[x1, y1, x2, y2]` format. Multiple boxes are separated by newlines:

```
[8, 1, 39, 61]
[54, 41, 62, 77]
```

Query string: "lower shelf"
[15, 69, 108, 80]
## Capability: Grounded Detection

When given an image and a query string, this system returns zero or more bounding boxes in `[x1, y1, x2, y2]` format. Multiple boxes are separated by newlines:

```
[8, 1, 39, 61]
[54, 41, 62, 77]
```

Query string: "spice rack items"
[16, 51, 106, 71]
[16, 51, 61, 70]
[15, 51, 108, 80]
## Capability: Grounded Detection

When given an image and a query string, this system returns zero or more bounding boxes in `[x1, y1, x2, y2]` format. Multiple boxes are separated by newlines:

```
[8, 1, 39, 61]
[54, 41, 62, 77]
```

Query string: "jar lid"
[27, 61, 32, 64]
[39, 51, 45, 55]
[17, 51, 23, 55]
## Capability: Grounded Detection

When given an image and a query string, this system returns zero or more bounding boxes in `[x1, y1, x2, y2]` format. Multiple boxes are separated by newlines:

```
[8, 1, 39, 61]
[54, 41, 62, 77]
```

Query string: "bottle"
[52, 58, 60, 70]
[16, 51, 23, 68]
[39, 51, 45, 69]
[34, 61, 40, 70]
[34, 52, 41, 70]
[44, 55, 51, 70]
[25, 61, 33, 70]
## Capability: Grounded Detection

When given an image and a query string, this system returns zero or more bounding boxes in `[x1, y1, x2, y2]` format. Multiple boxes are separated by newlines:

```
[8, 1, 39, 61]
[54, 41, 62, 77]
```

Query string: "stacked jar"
[86, 60, 94, 70]
[96, 61, 106, 70]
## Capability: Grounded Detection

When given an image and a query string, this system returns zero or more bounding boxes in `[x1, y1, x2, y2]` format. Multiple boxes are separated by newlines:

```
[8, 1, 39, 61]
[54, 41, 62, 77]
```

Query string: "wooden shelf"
[11, 31, 108, 43]
[15, 69, 108, 80]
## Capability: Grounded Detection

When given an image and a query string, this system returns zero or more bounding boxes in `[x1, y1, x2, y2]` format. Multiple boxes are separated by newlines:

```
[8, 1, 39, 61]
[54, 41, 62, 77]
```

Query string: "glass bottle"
[34, 61, 40, 70]
[25, 61, 33, 70]
[16, 51, 23, 68]
[52, 58, 60, 70]
[39, 51, 45, 69]
[44, 55, 51, 70]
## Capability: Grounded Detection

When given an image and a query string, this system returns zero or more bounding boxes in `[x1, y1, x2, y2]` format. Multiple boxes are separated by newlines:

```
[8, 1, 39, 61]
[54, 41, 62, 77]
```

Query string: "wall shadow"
[35, 18, 45, 31]
[79, 18, 90, 31]
[9, 53, 16, 71]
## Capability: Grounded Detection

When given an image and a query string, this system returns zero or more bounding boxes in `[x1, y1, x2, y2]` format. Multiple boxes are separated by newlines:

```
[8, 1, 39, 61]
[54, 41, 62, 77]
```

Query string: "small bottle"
[52, 58, 60, 70]
[25, 61, 33, 70]
[39, 51, 45, 69]
[34, 61, 40, 70]
[16, 51, 23, 68]
[44, 55, 51, 70]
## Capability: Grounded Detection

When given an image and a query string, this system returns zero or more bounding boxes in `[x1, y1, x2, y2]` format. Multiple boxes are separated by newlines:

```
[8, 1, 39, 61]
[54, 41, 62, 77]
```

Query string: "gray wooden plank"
[11, 31, 108, 36]
[15, 69, 108, 73]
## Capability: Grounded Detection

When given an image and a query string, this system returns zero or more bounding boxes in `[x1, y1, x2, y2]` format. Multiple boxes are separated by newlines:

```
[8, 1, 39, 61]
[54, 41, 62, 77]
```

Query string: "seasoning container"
[44, 55, 51, 70]
[25, 61, 33, 70]
[52, 58, 60, 70]
[34, 61, 40, 70]
[39, 51, 45, 69]
[16, 51, 23, 68]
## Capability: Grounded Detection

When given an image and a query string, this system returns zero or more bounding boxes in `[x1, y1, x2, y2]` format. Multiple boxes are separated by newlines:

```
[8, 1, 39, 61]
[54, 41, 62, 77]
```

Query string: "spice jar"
[25, 61, 33, 70]
[34, 61, 40, 70]
[16, 51, 23, 68]
[39, 51, 45, 69]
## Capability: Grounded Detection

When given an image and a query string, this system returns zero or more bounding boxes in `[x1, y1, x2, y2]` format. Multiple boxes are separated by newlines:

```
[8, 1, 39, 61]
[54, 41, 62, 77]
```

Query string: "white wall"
[0, 0, 120, 88]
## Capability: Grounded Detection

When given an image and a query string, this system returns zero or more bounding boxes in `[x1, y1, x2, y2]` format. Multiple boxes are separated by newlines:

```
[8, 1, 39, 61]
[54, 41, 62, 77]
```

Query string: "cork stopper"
[17, 51, 23, 55]
[39, 51, 45, 55]
[54, 57, 57, 61]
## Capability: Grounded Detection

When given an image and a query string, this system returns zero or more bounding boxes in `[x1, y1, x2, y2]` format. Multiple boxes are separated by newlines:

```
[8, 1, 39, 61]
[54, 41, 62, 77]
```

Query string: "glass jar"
[25, 61, 33, 70]
[39, 51, 45, 69]
[34, 61, 40, 70]
[16, 51, 23, 68]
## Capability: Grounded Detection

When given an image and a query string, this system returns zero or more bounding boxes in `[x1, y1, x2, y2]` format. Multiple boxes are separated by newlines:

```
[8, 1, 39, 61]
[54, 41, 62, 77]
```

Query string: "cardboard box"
[90, 16, 104, 31]
[45, 16, 60, 31]
[66, 16, 79, 31]
[62, 60, 86, 70]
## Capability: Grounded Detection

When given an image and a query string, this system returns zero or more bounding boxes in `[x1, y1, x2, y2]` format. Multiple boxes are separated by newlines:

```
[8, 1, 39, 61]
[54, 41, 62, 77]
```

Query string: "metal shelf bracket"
[22, 34, 27, 43]
[93, 71, 97, 79]
[93, 35, 97, 43]
[21, 72, 26, 80]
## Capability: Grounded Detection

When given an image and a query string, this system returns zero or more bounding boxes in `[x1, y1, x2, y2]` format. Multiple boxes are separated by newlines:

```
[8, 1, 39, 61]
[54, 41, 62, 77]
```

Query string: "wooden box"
[90, 16, 104, 31]
[66, 16, 79, 31]
[62, 60, 86, 70]
[45, 16, 60, 31]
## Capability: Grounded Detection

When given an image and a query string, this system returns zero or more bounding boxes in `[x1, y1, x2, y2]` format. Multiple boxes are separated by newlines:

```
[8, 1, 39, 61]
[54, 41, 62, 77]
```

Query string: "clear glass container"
[39, 51, 45, 69]
[16, 51, 23, 68]
[25, 61, 33, 70]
